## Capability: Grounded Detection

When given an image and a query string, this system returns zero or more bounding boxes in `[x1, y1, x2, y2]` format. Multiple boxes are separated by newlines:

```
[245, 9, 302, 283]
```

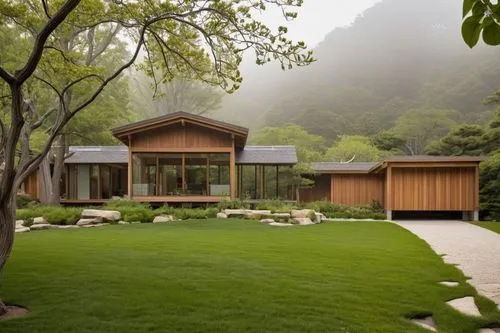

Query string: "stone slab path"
[397, 221, 500, 310]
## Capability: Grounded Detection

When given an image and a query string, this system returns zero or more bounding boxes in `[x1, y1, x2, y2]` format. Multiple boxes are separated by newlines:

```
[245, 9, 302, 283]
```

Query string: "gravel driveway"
[397, 221, 500, 309]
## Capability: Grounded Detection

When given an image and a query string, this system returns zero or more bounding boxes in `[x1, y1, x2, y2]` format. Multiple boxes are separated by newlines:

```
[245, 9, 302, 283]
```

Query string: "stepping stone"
[477, 329, 500, 333]
[411, 316, 437, 331]
[446, 296, 481, 317]
[440, 281, 460, 287]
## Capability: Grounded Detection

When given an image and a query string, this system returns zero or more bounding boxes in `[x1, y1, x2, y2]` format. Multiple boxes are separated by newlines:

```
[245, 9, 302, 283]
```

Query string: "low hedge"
[16, 205, 83, 225]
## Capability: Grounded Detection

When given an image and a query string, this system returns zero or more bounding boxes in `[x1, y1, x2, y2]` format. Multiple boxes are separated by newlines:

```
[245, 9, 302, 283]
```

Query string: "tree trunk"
[0, 195, 15, 316]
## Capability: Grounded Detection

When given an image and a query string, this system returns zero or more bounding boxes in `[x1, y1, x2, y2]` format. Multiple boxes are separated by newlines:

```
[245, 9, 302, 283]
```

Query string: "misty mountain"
[215, 0, 500, 141]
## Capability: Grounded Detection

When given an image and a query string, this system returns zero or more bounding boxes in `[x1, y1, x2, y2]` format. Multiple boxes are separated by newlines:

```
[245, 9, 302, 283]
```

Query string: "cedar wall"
[331, 174, 385, 206]
[131, 123, 233, 150]
[389, 167, 477, 211]
[23, 171, 40, 200]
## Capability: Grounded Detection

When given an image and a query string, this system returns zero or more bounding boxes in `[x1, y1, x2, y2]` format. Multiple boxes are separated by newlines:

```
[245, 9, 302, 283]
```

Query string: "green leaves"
[483, 23, 500, 45]
[461, 0, 500, 48]
[462, 15, 482, 48]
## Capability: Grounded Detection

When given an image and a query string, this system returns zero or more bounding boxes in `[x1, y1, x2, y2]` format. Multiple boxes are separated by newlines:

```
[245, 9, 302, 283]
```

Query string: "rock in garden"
[217, 213, 228, 219]
[118, 221, 130, 225]
[33, 216, 48, 225]
[76, 217, 103, 226]
[153, 215, 174, 223]
[57, 225, 79, 229]
[245, 210, 271, 216]
[15, 227, 30, 233]
[293, 218, 315, 225]
[81, 209, 121, 222]
[15, 220, 25, 228]
[446, 296, 482, 317]
[269, 222, 294, 227]
[291, 209, 314, 219]
[80, 223, 110, 228]
[30, 224, 58, 231]
[271, 213, 291, 218]
[314, 212, 326, 223]
[223, 209, 246, 217]
[153, 215, 173, 223]
[260, 219, 275, 224]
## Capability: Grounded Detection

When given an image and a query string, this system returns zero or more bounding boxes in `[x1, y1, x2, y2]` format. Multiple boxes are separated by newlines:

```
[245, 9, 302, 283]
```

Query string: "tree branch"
[16, 0, 82, 84]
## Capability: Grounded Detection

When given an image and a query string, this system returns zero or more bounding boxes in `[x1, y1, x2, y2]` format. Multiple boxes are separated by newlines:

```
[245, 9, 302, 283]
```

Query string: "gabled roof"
[311, 162, 377, 174]
[112, 111, 249, 147]
[236, 146, 297, 165]
[65, 146, 128, 164]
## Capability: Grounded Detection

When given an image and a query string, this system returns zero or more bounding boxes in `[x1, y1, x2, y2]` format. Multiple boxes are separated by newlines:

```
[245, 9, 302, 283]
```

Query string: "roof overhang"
[112, 112, 249, 147]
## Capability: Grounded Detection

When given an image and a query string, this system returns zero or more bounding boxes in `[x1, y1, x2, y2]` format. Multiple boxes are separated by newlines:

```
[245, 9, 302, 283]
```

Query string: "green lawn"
[1, 220, 499, 333]
[473, 222, 500, 234]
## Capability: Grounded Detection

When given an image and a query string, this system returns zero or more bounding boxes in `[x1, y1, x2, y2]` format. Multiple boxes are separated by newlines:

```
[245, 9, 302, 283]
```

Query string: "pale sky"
[262, 0, 382, 47]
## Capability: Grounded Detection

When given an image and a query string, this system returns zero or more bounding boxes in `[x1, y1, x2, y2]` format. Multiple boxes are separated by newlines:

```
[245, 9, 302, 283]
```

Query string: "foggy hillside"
[214, 0, 500, 141]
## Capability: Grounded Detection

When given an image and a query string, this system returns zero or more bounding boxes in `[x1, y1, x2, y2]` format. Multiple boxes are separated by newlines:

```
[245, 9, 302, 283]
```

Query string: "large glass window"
[132, 154, 157, 196]
[131, 153, 230, 197]
[158, 154, 182, 196]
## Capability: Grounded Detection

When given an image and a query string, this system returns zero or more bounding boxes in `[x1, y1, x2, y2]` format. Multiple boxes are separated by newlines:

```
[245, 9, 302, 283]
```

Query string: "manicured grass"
[1, 220, 499, 333]
[472, 222, 500, 234]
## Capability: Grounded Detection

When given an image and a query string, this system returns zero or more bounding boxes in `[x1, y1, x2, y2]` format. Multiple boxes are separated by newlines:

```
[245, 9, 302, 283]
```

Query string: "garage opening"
[393, 211, 463, 220]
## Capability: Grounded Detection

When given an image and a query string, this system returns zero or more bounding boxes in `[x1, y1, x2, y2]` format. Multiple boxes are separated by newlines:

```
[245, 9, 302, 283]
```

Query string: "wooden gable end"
[131, 121, 233, 150]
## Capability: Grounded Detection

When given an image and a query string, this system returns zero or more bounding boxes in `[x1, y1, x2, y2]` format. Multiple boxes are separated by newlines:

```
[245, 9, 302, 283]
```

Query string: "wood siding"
[389, 167, 477, 211]
[131, 123, 233, 150]
[331, 174, 385, 206]
[23, 171, 40, 200]
[298, 174, 331, 202]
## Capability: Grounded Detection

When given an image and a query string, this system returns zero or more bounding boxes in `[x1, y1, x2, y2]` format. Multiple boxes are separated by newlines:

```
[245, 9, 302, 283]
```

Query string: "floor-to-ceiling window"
[132, 152, 230, 197]
[237, 165, 295, 201]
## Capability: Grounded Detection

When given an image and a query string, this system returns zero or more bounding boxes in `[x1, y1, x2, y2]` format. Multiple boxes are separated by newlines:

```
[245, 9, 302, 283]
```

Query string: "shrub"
[255, 199, 297, 213]
[217, 199, 249, 210]
[16, 194, 34, 209]
[16, 205, 83, 225]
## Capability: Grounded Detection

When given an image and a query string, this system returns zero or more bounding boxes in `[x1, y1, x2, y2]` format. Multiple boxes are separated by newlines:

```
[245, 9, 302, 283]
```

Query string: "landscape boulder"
[217, 213, 228, 219]
[153, 215, 174, 223]
[314, 212, 326, 223]
[80, 223, 110, 228]
[76, 217, 104, 226]
[269, 222, 294, 227]
[223, 209, 246, 217]
[260, 219, 275, 224]
[271, 213, 291, 218]
[291, 209, 315, 219]
[81, 209, 121, 222]
[118, 221, 130, 225]
[15, 227, 30, 233]
[293, 217, 315, 226]
[15, 220, 25, 228]
[30, 224, 58, 231]
[33, 216, 48, 225]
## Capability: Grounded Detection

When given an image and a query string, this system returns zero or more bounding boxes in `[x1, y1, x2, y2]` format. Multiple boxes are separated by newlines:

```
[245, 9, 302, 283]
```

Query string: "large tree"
[0, 0, 313, 314]
[325, 135, 386, 163]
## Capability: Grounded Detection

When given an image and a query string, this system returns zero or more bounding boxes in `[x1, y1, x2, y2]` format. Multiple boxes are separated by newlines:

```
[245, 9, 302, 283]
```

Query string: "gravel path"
[397, 221, 500, 309]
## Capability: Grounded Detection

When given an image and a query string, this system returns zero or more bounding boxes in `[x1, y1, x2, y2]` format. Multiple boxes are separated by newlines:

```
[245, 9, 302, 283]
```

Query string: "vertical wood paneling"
[331, 174, 385, 206]
[24, 170, 40, 200]
[391, 167, 476, 211]
[131, 123, 232, 149]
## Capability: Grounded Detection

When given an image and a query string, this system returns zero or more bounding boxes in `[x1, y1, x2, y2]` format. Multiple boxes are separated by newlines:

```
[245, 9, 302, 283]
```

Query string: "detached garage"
[304, 156, 486, 221]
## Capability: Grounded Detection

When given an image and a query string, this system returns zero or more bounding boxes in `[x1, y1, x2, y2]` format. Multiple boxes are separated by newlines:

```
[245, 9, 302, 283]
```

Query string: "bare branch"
[42, 0, 52, 19]
[0, 67, 14, 85]
[31, 108, 57, 131]
[61, 74, 105, 96]
[33, 75, 62, 99]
